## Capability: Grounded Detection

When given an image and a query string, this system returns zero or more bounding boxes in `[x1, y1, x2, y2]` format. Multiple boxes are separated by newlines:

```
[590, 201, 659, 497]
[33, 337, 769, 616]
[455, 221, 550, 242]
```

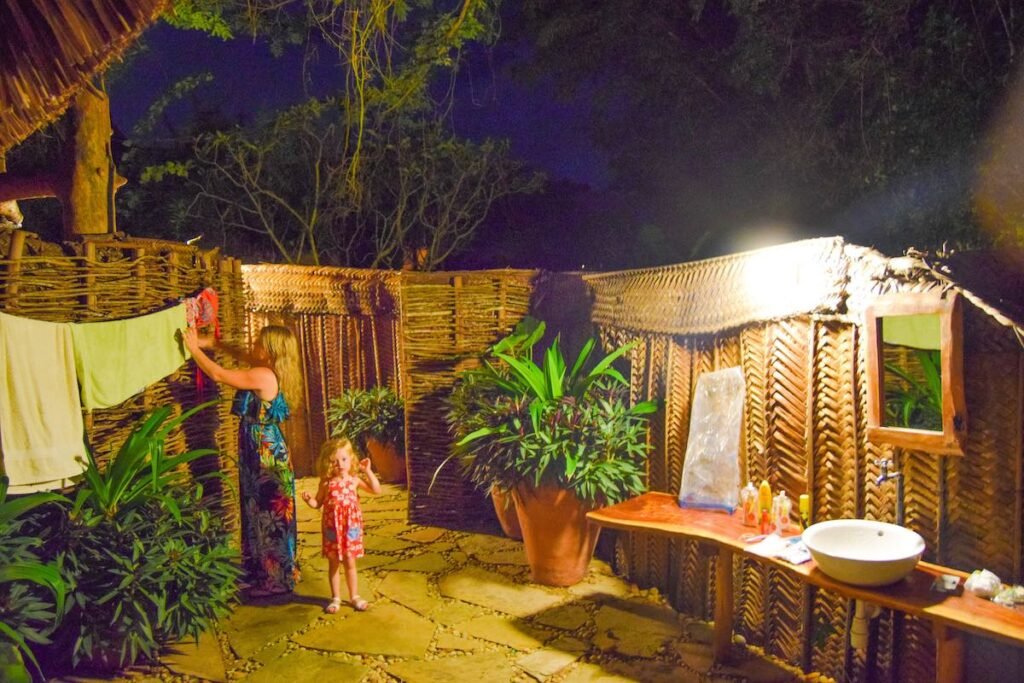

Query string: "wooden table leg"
[713, 546, 734, 663]
[933, 622, 965, 683]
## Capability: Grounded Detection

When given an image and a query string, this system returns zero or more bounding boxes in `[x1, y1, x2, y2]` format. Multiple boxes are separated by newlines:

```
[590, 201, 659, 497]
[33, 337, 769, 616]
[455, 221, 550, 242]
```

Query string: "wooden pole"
[4, 230, 27, 311]
[62, 87, 115, 239]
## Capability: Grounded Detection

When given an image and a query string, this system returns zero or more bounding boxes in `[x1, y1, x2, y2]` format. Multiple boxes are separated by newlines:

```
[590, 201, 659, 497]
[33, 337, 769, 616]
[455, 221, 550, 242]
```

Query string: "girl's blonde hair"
[258, 325, 304, 410]
[317, 437, 359, 478]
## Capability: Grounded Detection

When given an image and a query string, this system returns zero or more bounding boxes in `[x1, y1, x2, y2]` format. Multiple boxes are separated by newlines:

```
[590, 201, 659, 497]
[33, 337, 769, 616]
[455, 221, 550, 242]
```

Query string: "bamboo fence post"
[82, 240, 97, 311]
[167, 251, 179, 291]
[4, 229, 27, 311]
[133, 247, 146, 302]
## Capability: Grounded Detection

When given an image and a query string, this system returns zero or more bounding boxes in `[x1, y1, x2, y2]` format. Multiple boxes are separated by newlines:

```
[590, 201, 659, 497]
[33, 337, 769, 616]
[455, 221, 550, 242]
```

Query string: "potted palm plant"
[327, 385, 406, 484]
[443, 317, 657, 585]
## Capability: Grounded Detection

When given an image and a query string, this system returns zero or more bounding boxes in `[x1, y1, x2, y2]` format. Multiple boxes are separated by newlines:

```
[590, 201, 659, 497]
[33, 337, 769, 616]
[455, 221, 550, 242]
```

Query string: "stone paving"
[67, 478, 823, 682]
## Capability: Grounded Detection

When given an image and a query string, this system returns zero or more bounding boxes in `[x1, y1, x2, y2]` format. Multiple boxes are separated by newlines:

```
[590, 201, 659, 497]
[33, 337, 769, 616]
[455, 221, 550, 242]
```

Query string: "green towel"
[70, 304, 191, 410]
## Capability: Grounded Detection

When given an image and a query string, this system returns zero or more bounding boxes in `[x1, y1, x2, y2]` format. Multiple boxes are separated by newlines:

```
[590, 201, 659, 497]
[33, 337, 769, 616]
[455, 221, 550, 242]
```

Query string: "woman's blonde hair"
[317, 437, 359, 478]
[258, 325, 304, 410]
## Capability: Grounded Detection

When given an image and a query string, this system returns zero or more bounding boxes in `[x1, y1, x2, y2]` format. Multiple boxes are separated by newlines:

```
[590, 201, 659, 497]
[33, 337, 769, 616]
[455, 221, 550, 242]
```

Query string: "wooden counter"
[587, 492, 1024, 683]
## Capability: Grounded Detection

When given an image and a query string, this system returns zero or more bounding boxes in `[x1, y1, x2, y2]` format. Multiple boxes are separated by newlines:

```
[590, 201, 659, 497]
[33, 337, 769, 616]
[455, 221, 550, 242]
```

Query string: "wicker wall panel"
[243, 267, 403, 477]
[400, 271, 533, 527]
[0, 232, 243, 530]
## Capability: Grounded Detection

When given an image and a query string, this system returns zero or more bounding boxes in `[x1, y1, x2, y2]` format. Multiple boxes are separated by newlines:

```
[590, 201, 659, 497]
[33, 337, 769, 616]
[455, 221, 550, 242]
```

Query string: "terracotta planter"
[365, 437, 406, 485]
[490, 486, 522, 540]
[513, 483, 600, 586]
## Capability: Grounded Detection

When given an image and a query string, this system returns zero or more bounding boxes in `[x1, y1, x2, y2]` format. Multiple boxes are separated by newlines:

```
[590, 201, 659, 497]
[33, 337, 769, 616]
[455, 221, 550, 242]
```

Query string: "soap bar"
[931, 574, 962, 595]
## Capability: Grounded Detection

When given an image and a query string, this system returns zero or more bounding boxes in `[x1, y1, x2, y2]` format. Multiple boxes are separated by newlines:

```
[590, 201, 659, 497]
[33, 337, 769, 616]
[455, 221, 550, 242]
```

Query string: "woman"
[184, 325, 303, 597]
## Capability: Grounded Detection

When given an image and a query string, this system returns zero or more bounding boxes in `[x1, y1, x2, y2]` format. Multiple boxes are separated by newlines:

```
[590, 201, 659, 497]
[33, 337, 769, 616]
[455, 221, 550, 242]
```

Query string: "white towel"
[0, 312, 86, 492]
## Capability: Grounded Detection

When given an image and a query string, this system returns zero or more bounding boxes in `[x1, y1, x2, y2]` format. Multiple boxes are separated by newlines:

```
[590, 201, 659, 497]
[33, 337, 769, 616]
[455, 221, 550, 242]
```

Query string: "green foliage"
[0, 477, 67, 680]
[442, 317, 657, 506]
[59, 404, 240, 670]
[165, 0, 234, 39]
[515, 0, 1024, 256]
[884, 349, 942, 431]
[327, 386, 405, 447]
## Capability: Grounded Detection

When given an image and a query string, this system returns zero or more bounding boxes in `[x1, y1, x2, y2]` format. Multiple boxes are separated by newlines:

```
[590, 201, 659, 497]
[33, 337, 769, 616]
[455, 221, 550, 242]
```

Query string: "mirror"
[865, 291, 966, 455]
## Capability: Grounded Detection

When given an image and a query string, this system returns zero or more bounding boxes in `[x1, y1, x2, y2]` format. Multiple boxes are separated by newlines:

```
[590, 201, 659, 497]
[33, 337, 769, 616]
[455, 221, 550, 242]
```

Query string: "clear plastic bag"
[677, 366, 745, 512]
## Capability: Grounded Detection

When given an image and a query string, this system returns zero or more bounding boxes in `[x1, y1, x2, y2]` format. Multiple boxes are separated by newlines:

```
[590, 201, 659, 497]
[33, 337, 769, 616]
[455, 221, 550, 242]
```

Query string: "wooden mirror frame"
[864, 290, 966, 455]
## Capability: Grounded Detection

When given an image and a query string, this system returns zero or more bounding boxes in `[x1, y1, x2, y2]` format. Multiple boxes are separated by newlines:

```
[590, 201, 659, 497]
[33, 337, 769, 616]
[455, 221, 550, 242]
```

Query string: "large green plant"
[0, 477, 67, 680]
[59, 403, 240, 670]
[442, 318, 657, 506]
[327, 385, 405, 447]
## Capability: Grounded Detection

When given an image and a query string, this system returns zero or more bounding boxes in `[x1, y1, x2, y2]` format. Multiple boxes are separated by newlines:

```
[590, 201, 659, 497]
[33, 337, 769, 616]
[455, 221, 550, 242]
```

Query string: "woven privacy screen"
[0, 230, 244, 530]
[599, 270, 1024, 682]
[242, 265, 403, 477]
[0, 0, 169, 154]
[400, 270, 534, 527]
[584, 237, 849, 336]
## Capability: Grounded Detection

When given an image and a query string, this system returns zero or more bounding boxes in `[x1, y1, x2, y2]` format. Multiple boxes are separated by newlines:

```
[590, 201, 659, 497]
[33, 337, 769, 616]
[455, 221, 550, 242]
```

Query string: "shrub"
[327, 385, 404, 447]
[57, 405, 240, 670]
[0, 477, 66, 680]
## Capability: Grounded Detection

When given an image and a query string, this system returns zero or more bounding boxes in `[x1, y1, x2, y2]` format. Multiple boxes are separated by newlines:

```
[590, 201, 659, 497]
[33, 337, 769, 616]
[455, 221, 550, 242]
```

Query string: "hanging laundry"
[185, 287, 220, 339]
[184, 287, 221, 396]
[70, 304, 191, 410]
[0, 312, 86, 493]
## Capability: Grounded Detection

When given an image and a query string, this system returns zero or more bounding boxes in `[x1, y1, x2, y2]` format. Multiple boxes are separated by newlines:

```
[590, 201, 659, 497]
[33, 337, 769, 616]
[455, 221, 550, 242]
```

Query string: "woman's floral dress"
[321, 477, 365, 560]
[233, 390, 298, 593]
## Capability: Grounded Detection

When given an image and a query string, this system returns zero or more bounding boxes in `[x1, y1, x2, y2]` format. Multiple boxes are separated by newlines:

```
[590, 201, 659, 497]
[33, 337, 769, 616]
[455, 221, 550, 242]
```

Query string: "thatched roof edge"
[0, 0, 169, 155]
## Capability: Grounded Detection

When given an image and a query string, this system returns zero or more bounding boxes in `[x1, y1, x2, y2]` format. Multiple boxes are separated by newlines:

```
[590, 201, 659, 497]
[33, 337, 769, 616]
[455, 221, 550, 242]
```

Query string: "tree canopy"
[514, 0, 1024, 258]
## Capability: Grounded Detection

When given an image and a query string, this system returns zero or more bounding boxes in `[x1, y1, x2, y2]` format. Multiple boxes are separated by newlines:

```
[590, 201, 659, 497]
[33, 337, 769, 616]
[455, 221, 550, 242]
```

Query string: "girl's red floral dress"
[321, 477, 365, 559]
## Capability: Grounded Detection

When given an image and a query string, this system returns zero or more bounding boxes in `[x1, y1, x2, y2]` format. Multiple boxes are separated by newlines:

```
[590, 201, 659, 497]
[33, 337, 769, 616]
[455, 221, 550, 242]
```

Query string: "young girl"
[301, 437, 381, 613]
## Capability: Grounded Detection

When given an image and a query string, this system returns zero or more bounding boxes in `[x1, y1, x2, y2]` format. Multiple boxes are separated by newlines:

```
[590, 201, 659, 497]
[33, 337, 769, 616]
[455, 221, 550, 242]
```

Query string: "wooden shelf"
[588, 492, 1024, 682]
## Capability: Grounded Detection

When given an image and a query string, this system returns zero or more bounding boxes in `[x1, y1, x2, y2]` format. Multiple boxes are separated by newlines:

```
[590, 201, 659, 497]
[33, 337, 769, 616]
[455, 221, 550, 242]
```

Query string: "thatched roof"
[0, 0, 169, 155]
[583, 237, 1024, 339]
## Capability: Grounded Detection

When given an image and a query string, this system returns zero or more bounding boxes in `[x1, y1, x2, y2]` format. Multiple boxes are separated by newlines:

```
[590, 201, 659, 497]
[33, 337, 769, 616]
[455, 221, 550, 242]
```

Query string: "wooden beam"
[62, 87, 114, 239]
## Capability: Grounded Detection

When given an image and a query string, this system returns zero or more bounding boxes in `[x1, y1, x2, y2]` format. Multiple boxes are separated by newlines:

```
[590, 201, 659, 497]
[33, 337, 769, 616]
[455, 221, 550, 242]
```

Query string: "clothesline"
[0, 287, 220, 493]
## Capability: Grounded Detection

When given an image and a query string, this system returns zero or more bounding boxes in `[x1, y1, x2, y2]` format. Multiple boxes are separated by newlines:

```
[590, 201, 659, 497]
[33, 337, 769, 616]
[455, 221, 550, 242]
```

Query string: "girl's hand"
[301, 491, 312, 503]
[359, 458, 373, 474]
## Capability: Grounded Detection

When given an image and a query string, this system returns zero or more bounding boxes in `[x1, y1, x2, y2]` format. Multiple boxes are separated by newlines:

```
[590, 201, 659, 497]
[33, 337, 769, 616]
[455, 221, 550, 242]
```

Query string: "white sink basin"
[802, 519, 925, 587]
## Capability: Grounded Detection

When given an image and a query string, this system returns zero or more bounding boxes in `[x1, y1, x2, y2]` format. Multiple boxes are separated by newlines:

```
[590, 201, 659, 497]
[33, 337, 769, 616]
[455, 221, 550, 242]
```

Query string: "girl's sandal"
[324, 598, 342, 614]
[350, 596, 369, 612]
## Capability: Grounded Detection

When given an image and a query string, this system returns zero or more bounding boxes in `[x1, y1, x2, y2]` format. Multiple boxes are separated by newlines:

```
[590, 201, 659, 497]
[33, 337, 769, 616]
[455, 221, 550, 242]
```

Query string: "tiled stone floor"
[59, 478, 824, 682]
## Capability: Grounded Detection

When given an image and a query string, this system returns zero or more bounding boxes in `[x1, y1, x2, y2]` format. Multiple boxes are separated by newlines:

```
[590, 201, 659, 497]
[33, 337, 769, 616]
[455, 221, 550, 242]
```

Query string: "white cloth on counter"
[747, 534, 812, 565]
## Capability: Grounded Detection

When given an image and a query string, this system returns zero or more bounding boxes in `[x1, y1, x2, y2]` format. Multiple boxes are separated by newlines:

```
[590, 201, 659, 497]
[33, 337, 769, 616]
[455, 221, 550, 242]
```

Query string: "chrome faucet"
[875, 458, 905, 526]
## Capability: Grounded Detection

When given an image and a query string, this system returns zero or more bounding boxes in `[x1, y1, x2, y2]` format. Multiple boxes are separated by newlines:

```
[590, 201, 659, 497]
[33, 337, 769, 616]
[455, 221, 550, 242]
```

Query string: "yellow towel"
[70, 304, 191, 410]
[0, 312, 86, 492]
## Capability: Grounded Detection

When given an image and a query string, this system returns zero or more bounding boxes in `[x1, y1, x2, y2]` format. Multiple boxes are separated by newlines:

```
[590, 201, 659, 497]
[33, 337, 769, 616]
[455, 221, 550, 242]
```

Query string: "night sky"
[109, 23, 609, 189]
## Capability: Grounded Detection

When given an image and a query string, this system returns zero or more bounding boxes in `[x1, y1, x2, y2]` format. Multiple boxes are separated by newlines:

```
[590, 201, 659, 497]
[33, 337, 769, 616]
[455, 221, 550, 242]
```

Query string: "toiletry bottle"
[799, 494, 810, 530]
[758, 480, 772, 535]
[773, 491, 792, 534]
[740, 482, 758, 527]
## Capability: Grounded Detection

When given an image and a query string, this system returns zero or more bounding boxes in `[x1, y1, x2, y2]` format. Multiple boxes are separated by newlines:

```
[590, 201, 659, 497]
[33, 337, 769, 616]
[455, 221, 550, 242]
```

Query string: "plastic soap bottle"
[799, 494, 811, 530]
[740, 482, 758, 527]
[773, 491, 792, 534]
[757, 480, 773, 535]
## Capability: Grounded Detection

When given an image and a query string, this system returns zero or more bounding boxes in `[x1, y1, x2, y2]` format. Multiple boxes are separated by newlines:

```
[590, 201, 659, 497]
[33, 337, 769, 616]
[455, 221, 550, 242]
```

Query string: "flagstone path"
[66, 478, 825, 682]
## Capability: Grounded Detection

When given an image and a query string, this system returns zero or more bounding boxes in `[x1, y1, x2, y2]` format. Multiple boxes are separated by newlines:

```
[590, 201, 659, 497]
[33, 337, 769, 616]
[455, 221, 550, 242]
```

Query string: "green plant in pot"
[327, 385, 406, 484]
[443, 317, 657, 585]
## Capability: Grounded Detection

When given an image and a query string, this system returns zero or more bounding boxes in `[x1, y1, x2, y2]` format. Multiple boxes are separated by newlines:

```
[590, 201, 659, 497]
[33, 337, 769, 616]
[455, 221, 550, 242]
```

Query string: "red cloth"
[185, 287, 220, 395]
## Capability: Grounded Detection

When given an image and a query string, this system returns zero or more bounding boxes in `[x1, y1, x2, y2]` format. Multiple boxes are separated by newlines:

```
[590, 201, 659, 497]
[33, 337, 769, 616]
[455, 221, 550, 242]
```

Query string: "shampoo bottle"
[740, 482, 758, 527]
[758, 480, 773, 535]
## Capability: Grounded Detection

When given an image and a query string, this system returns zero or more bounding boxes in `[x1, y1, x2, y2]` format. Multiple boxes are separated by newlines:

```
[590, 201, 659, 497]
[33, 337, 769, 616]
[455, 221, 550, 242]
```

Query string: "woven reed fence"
[584, 238, 1024, 683]
[0, 0, 169, 154]
[400, 269, 534, 527]
[0, 230, 245, 527]
[242, 265, 403, 477]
